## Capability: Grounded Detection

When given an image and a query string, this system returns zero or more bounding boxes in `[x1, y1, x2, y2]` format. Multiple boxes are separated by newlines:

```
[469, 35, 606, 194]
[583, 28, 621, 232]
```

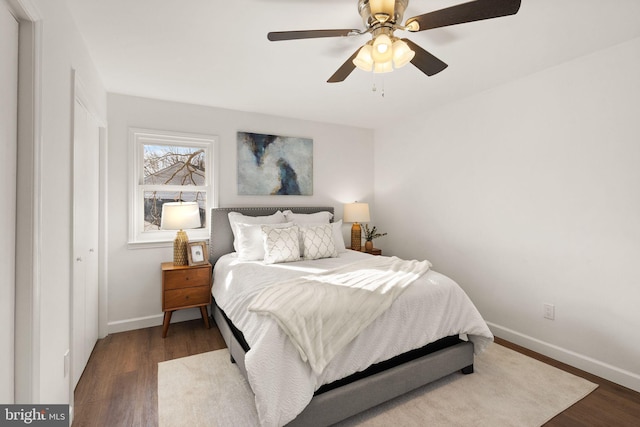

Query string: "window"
[129, 129, 218, 246]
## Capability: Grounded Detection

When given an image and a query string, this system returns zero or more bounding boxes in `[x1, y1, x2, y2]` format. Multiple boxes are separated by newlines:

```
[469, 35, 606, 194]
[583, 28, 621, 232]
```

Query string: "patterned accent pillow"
[301, 224, 338, 260]
[236, 222, 293, 261]
[262, 225, 301, 264]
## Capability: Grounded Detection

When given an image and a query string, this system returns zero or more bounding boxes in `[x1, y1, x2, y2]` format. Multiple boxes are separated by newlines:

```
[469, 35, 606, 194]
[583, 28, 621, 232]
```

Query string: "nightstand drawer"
[164, 267, 211, 290]
[164, 286, 211, 310]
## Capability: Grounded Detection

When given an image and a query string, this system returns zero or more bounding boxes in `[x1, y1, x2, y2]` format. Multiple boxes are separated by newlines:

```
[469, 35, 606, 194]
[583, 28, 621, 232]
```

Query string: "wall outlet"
[543, 303, 555, 320]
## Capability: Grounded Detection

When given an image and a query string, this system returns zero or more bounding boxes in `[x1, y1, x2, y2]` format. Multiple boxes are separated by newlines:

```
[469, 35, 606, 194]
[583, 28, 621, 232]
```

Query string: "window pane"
[144, 191, 206, 231]
[143, 145, 205, 186]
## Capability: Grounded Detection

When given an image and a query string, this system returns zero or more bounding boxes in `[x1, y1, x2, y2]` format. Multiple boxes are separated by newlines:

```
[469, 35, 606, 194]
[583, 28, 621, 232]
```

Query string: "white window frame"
[128, 128, 218, 248]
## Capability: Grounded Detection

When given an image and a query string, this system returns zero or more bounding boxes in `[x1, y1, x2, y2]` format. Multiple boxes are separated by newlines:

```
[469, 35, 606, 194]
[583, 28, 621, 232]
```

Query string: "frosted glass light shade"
[372, 34, 393, 63]
[343, 203, 370, 224]
[373, 60, 393, 73]
[353, 44, 374, 71]
[160, 202, 201, 230]
[392, 39, 415, 68]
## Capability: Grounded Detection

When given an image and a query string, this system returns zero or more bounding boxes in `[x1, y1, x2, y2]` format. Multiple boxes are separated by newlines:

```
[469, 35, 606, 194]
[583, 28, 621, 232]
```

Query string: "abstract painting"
[237, 132, 313, 195]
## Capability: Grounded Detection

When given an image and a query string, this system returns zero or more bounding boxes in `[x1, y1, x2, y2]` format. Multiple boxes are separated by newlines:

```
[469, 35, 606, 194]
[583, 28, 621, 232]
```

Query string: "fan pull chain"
[371, 76, 385, 98]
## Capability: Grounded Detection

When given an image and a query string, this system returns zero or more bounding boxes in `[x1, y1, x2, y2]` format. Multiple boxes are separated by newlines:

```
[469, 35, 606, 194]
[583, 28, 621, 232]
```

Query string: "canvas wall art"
[237, 131, 313, 195]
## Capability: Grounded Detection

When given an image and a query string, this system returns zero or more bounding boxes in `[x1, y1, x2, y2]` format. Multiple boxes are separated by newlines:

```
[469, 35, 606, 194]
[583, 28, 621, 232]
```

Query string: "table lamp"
[161, 202, 201, 265]
[343, 202, 370, 251]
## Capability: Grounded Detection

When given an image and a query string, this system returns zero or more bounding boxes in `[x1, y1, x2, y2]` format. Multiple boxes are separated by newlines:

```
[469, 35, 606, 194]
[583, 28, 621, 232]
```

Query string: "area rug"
[158, 343, 597, 426]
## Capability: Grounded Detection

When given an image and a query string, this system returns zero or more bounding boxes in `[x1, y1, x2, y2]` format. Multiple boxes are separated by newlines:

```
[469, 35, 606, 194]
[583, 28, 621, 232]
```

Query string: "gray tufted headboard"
[208, 206, 334, 266]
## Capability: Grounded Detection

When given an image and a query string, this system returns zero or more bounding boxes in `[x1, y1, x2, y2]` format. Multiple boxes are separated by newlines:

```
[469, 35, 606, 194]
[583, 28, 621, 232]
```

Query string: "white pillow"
[228, 211, 286, 251]
[331, 220, 347, 253]
[283, 210, 333, 224]
[236, 222, 293, 261]
[262, 225, 300, 264]
[300, 224, 338, 260]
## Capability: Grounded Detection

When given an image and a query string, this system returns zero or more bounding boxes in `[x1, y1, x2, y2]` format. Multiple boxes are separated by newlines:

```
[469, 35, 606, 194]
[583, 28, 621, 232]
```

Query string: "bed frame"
[209, 206, 474, 426]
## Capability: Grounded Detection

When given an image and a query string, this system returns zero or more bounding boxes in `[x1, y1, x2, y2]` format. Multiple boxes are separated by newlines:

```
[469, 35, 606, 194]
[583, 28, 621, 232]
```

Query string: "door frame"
[0, 0, 20, 404]
[8, 0, 42, 404]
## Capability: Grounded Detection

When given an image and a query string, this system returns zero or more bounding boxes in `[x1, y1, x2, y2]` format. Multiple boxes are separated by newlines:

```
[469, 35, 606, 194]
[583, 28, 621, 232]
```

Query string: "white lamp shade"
[160, 202, 201, 230]
[343, 202, 371, 223]
[353, 44, 374, 71]
[372, 34, 393, 63]
[392, 39, 415, 68]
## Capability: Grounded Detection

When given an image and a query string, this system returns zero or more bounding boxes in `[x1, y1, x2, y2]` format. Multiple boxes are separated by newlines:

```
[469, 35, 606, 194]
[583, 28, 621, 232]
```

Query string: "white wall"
[374, 37, 640, 391]
[107, 94, 374, 332]
[26, 0, 107, 404]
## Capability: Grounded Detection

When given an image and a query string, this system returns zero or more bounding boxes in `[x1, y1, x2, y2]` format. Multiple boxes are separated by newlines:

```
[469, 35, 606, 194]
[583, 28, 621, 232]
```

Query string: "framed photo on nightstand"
[187, 241, 208, 266]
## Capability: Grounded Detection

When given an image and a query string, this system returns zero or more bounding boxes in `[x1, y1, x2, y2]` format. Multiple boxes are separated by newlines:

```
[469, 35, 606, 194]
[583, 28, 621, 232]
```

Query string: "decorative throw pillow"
[262, 225, 300, 264]
[236, 222, 293, 261]
[298, 220, 346, 255]
[301, 224, 338, 260]
[283, 210, 333, 224]
[228, 211, 286, 251]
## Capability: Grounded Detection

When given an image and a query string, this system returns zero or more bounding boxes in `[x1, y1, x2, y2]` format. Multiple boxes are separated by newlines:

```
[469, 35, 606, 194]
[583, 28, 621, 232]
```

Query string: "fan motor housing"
[358, 0, 409, 27]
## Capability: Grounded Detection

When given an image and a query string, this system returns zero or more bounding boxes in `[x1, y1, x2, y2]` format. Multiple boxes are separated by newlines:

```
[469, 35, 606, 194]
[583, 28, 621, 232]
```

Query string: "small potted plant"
[362, 224, 387, 253]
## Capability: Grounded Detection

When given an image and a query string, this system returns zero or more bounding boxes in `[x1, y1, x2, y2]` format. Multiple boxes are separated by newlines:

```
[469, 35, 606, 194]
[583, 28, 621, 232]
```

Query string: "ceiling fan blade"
[327, 48, 361, 83]
[405, 0, 521, 32]
[402, 39, 448, 76]
[268, 29, 360, 41]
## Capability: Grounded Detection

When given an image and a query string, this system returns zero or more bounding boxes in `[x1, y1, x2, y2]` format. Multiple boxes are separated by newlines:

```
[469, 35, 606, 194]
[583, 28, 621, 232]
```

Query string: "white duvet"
[212, 251, 493, 427]
[248, 256, 432, 374]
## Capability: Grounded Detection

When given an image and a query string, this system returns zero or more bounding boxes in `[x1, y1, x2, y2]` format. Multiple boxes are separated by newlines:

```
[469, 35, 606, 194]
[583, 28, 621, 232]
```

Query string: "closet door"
[72, 98, 100, 388]
[0, 0, 19, 404]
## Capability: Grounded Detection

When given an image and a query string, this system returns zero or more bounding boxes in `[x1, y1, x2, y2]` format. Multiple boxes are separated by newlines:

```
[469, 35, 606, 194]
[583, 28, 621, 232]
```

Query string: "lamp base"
[351, 223, 362, 251]
[173, 230, 189, 265]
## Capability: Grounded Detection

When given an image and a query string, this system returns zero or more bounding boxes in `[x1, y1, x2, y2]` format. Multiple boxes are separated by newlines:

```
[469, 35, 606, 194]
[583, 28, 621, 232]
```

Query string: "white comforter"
[212, 251, 493, 427]
[248, 256, 432, 374]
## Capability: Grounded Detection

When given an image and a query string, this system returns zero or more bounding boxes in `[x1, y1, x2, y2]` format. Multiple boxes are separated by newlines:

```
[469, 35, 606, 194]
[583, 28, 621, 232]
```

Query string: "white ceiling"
[65, 0, 640, 129]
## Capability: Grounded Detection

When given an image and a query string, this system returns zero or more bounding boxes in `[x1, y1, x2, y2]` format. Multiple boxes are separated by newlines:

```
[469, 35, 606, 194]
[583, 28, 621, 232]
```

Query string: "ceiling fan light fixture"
[271, 0, 522, 83]
[353, 44, 374, 71]
[392, 39, 415, 68]
[371, 34, 393, 63]
[373, 60, 393, 74]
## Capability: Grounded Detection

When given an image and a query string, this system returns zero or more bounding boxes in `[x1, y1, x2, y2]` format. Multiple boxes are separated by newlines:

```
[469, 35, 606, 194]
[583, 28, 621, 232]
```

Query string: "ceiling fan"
[267, 0, 521, 83]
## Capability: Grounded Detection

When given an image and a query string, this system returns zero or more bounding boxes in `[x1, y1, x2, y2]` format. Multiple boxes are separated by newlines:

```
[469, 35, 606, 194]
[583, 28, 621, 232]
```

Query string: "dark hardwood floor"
[72, 318, 226, 427]
[495, 337, 640, 426]
[72, 319, 640, 426]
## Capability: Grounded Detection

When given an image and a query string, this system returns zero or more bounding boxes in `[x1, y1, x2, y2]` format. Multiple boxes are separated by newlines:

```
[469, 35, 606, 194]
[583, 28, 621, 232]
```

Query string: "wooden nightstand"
[349, 247, 382, 256]
[366, 248, 382, 256]
[161, 262, 212, 338]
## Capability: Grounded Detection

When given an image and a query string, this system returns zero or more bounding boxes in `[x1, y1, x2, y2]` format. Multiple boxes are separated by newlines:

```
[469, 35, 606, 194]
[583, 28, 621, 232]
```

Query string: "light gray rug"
[158, 343, 597, 427]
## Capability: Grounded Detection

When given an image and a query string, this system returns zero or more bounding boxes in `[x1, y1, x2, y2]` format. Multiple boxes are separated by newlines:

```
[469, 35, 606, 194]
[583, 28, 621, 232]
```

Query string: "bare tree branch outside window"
[143, 145, 207, 230]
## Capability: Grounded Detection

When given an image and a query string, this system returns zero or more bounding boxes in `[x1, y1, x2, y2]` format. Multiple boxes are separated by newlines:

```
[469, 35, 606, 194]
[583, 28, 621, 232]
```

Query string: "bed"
[208, 206, 493, 426]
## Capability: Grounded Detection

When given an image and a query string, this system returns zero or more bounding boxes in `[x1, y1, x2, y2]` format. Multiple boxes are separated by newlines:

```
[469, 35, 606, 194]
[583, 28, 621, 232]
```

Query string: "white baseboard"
[488, 322, 640, 393]
[107, 307, 207, 334]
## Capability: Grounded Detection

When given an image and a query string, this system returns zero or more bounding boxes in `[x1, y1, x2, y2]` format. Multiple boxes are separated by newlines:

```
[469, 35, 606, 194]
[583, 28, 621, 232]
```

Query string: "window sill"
[127, 240, 173, 250]
[127, 238, 209, 250]
[128, 227, 210, 250]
